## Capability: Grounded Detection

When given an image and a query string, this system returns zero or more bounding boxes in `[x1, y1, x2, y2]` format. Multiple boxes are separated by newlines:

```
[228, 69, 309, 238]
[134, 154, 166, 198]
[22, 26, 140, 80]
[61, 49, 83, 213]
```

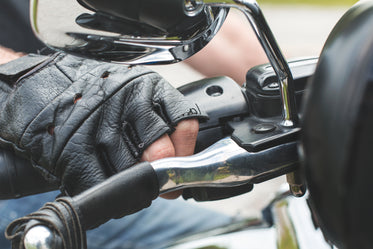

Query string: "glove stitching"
[152, 100, 172, 126]
[54, 60, 75, 83]
[54, 71, 155, 173]
[18, 63, 76, 147]
[15, 53, 61, 85]
[18, 58, 130, 148]
[149, 76, 175, 136]
[15, 60, 111, 174]
[14, 54, 68, 147]
[121, 121, 142, 159]
[172, 103, 203, 125]
[97, 145, 118, 177]
[0, 54, 49, 86]
[0, 55, 62, 148]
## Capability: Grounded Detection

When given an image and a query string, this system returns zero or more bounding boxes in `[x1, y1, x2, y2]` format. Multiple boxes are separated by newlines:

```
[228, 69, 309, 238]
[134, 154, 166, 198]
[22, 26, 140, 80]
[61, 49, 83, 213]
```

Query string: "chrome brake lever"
[152, 137, 300, 195]
[22, 137, 300, 249]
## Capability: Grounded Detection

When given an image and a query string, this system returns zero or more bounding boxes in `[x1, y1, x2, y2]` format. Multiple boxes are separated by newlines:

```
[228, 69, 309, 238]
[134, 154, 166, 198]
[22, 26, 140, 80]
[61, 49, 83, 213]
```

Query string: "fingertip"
[170, 119, 199, 157]
[141, 134, 175, 162]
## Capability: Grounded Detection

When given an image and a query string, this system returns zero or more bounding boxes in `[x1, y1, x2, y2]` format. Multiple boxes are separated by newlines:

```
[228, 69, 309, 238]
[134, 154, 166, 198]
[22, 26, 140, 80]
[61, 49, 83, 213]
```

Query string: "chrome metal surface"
[152, 137, 299, 194]
[204, 0, 298, 127]
[24, 226, 54, 249]
[30, 0, 227, 65]
[278, 194, 337, 249]
[166, 188, 335, 249]
[32, 0, 297, 126]
[184, 0, 205, 16]
[168, 226, 277, 249]
[287, 170, 307, 197]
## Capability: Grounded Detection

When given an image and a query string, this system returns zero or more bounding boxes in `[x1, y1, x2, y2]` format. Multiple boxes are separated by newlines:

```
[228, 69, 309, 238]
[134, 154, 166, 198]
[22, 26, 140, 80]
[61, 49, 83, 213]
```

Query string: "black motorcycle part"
[182, 183, 254, 201]
[6, 199, 83, 249]
[73, 161, 159, 230]
[178, 76, 250, 152]
[227, 116, 300, 152]
[0, 149, 58, 199]
[302, 2, 373, 248]
[179, 77, 255, 202]
[245, 57, 317, 118]
[6, 161, 158, 249]
[0, 58, 314, 201]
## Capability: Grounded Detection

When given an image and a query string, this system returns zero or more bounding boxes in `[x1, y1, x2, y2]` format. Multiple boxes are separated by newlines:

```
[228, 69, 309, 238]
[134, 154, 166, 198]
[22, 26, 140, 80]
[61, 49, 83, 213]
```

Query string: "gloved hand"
[0, 53, 206, 196]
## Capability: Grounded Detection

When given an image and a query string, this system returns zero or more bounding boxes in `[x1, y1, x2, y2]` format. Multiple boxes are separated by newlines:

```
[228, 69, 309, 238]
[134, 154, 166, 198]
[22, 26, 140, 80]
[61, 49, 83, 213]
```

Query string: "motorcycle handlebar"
[19, 137, 299, 249]
[0, 149, 58, 199]
[0, 75, 249, 200]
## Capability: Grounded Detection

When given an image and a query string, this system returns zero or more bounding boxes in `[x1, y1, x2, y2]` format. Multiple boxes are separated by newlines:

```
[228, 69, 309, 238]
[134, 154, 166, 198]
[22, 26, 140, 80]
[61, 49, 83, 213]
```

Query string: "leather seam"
[54, 70, 155, 174]
[18, 56, 73, 146]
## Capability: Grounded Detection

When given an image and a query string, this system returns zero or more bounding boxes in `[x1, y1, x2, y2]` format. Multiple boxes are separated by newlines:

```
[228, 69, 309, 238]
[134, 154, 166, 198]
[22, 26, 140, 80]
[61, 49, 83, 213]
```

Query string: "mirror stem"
[206, 0, 299, 127]
[240, 1, 298, 127]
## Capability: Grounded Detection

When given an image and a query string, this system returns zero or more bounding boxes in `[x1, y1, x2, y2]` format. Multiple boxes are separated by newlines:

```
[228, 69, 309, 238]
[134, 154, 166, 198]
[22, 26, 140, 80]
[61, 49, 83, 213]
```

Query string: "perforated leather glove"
[0, 53, 206, 195]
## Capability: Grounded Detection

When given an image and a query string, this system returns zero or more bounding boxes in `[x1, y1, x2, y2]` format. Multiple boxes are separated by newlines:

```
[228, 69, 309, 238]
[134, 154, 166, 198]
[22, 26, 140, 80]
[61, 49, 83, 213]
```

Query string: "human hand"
[0, 53, 206, 196]
[142, 119, 199, 199]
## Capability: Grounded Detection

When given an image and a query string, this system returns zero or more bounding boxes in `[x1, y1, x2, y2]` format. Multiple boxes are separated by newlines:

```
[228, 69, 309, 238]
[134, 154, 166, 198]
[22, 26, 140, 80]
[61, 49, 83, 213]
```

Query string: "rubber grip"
[0, 149, 58, 199]
[72, 161, 159, 230]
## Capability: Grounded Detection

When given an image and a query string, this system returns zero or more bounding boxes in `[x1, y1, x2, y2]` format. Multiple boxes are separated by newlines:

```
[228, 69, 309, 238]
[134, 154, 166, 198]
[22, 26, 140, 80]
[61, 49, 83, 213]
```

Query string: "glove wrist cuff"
[0, 54, 49, 85]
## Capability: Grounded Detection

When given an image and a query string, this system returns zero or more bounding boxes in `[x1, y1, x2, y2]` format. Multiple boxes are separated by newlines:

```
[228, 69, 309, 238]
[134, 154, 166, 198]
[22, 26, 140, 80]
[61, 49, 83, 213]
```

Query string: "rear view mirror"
[30, 0, 228, 64]
[32, 0, 298, 129]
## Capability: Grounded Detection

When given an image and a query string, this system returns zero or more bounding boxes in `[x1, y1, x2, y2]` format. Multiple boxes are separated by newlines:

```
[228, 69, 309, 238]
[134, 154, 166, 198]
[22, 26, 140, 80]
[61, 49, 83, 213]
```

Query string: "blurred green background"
[258, 0, 357, 6]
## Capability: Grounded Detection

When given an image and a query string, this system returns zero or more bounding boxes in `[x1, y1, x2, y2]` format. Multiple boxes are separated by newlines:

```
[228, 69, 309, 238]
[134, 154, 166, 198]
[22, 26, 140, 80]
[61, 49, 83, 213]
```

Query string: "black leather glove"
[0, 53, 206, 195]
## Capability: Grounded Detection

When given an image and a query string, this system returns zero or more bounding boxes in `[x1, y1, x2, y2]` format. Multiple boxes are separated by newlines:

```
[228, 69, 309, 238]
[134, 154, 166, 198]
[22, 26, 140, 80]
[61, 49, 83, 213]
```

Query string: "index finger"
[170, 119, 199, 157]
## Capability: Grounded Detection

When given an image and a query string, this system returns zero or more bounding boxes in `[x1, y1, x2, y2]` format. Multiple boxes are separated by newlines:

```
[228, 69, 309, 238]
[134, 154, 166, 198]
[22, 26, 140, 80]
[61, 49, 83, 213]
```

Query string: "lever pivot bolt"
[253, 123, 276, 134]
[184, 0, 204, 16]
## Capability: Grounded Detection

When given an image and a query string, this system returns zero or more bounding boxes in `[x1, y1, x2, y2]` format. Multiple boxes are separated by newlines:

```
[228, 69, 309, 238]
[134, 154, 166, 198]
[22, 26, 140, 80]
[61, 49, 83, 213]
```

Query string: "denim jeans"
[0, 191, 232, 249]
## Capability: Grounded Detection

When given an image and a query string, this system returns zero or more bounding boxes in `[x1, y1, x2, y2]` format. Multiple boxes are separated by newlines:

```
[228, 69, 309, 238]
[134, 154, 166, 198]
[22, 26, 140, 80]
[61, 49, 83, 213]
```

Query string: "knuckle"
[177, 119, 199, 137]
[153, 143, 175, 159]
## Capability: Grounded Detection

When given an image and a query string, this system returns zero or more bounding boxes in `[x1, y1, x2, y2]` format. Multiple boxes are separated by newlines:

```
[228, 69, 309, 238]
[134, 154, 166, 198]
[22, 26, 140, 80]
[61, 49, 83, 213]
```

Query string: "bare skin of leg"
[185, 10, 268, 85]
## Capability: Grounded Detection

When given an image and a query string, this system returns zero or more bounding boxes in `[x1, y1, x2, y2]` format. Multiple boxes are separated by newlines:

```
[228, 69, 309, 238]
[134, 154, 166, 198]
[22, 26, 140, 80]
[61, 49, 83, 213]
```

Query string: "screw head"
[253, 123, 276, 134]
[184, 0, 203, 16]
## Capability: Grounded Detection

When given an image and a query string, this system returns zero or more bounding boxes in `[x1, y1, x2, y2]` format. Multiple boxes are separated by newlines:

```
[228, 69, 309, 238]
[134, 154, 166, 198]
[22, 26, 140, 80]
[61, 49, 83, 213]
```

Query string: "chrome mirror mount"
[30, 0, 228, 65]
[204, 0, 298, 127]
[31, 0, 297, 127]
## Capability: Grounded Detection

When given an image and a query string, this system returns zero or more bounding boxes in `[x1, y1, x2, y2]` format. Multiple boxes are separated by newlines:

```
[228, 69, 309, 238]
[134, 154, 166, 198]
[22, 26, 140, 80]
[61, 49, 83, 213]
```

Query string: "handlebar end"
[24, 226, 58, 249]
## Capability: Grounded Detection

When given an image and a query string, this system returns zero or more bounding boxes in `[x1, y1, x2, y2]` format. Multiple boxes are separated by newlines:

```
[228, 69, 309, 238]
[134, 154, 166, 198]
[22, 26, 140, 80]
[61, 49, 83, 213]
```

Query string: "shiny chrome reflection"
[204, 0, 298, 127]
[30, 0, 227, 64]
[184, 0, 205, 16]
[32, 0, 297, 127]
[24, 226, 55, 249]
[152, 137, 299, 194]
[166, 189, 334, 249]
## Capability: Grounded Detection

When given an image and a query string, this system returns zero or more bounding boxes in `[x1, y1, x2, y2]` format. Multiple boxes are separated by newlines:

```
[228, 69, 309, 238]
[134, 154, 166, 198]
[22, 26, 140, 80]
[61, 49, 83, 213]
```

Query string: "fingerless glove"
[0, 53, 206, 195]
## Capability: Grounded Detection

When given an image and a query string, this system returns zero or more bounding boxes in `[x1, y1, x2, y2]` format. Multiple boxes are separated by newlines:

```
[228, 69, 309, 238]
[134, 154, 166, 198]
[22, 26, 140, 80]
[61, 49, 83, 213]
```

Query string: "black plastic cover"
[179, 76, 249, 152]
[245, 58, 317, 118]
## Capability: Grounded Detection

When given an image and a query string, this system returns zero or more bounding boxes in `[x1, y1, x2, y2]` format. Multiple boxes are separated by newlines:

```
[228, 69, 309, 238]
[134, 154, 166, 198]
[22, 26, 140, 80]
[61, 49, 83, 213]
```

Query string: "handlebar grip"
[73, 161, 159, 230]
[0, 149, 58, 199]
[6, 162, 159, 248]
